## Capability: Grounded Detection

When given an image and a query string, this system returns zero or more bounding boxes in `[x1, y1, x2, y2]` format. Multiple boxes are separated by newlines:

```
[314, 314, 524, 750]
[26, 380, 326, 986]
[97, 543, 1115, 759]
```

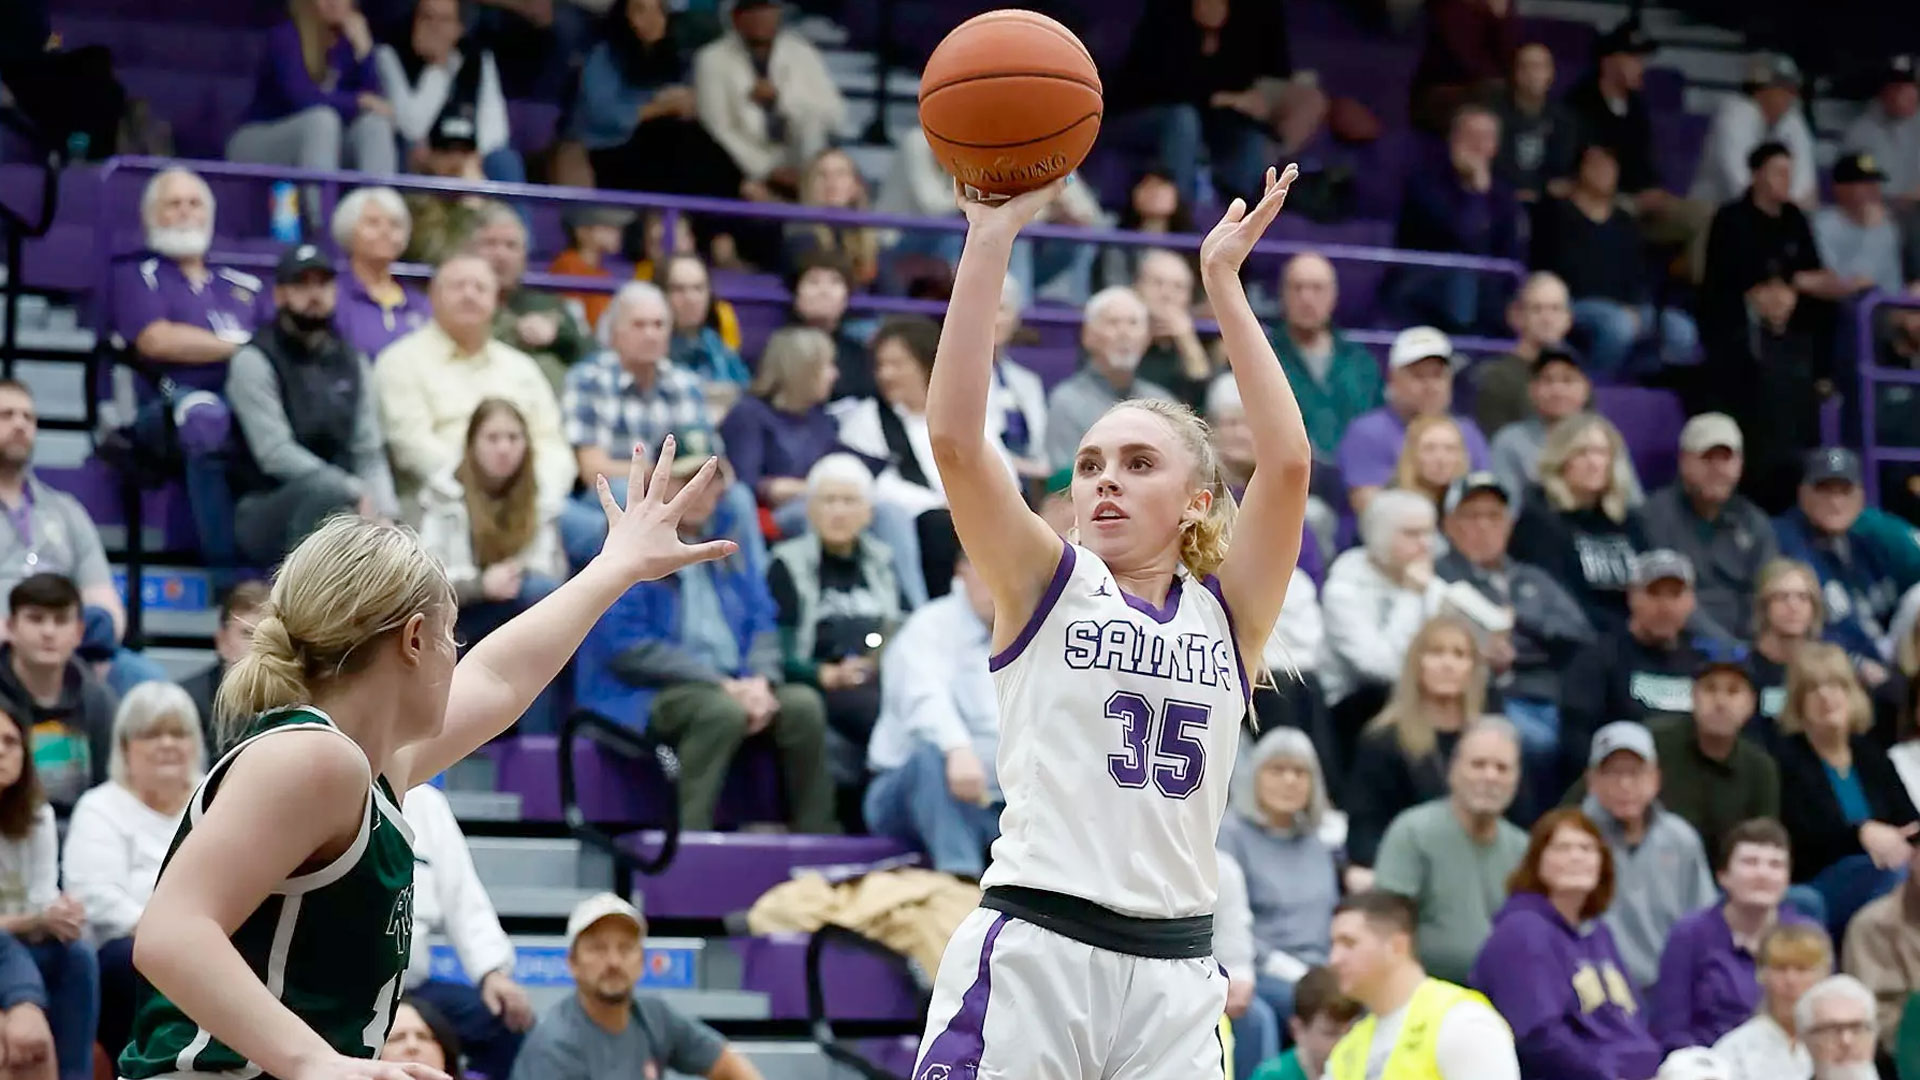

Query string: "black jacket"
[1343, 725, 1459, 868]
[1557, 626, 1703, 782]
[1777, 732, 1918, 882]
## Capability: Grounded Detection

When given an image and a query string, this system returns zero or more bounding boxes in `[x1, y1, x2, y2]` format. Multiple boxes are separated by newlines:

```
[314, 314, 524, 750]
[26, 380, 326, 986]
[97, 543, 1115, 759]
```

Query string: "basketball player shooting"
[913, 164, 1312, 1079]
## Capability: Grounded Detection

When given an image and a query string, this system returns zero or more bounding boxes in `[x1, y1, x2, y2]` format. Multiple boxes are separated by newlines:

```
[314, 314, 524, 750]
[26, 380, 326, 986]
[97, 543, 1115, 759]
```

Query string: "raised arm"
[925, 182, 1068, 637]
[397, 440, 737, 789]
[1201, 166, 1313, 658]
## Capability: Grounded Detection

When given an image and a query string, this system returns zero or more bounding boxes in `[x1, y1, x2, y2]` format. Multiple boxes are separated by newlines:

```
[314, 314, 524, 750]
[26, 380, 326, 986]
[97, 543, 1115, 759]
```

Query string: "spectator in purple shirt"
[719, 326, 841, 536]
[1650, 817, 1815, 1053]
[1335, 326, 1493, 513]
[330, 186, 429, 359]
[1384, 104, 1525, 336]
[1470, 807, 1663, 1080]
[225, 0, 397, 180]
[111, 168, 269, 575]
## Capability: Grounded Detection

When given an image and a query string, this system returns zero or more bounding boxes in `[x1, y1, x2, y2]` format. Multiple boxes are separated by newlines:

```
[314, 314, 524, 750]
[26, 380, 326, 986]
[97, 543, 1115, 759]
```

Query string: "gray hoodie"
[1582, 793, 1717, 990]
[1217, 729, 1340, 975]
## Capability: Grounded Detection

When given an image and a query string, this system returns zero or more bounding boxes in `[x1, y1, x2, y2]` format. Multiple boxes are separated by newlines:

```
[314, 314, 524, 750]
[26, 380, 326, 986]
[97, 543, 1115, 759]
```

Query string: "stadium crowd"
[5, 0, 1920, 1077]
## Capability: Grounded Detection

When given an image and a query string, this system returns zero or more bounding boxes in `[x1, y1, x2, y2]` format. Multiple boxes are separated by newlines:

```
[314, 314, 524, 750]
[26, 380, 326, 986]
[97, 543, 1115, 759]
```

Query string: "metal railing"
[1853, 290, 1920, 507]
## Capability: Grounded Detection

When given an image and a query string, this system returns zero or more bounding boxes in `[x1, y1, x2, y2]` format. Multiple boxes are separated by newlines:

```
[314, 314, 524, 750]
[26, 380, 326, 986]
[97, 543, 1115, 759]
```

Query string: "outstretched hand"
[1199, 164, 1299, 274]
[954, 177, 1069, 240]
[595, 436, 738, 585]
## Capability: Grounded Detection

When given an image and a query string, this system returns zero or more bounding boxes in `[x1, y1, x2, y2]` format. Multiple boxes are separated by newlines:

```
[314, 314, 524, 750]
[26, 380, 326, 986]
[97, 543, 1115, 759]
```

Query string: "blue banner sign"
[428, 943, 697, 990]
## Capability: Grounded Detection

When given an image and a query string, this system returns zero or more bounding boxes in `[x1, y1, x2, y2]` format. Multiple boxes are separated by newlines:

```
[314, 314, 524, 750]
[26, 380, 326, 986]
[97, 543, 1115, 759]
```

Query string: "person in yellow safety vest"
[1324, 891, 1521, 1080]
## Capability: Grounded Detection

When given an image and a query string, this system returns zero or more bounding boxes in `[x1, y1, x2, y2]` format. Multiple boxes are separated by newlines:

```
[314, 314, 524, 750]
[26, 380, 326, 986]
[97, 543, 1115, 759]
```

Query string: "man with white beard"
[1798, 974, 1883, 1080]
[110, 167, 267, 573]
[1041, 285, 1178, 473]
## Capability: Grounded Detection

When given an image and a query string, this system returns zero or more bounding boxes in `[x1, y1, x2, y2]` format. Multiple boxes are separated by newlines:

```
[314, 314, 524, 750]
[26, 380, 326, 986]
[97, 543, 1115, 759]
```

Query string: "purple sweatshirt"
[1648, 903, 1815, 1053]
[245, 20, 379, 125]
[718, 395, 842, 498]
[1470, 892, 1663, 1080]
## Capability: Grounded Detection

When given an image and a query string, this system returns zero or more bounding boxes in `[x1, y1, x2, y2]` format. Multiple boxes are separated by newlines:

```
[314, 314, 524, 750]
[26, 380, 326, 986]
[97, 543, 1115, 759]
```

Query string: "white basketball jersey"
[981, 543, 1248, 919]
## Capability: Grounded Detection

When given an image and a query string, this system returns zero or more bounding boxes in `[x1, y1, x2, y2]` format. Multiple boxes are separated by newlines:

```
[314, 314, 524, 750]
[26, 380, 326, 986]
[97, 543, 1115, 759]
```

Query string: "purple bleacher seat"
[627, 833, 916, 919]
[734, 934, 922, 1021]
[1348, 128, 1438, 224]
[32, 461, 201, 550]
[115, 68, 257, 161]
[1643, 69, 1687, 115]
[1518, 17, 1595, 84]
[55, 18, 266, 78]
[1652, 111, 1711, 197]
[505, 101, 560, 157]
[1592, 385, 1685, 490]
[1007, 344, 1079, 389]
[483, 733, 792, 824]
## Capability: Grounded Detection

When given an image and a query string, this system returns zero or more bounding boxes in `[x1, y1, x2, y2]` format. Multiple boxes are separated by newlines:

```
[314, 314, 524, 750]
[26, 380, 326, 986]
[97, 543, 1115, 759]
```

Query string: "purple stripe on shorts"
[1201, 575, 1252, 701]
[914, 913, 1011, 1079]
[988, 544, 1076, 672]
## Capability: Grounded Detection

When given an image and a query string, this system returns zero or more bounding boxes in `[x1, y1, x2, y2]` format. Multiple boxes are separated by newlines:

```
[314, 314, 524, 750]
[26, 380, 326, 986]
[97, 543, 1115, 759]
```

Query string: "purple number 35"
[1105, 692, 1211, 799]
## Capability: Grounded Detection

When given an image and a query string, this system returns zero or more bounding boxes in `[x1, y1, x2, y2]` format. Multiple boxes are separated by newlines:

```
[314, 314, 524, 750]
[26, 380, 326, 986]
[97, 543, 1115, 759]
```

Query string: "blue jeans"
[862, 743, 1001, 877]
[770, 498, 930, 609]
[1807, 852, 1905, 939]
[81, 606, 170, 694]
[26, 938, 98, 1080]
[1386, 267, 1505, 336]
[1572, 298, 1703, 379]
[1232, 991, 1281, 1078]
[559, 481, 767, 573]
[1105, 104, 1273, 203]
[1504, 697, 1561, 825]
[456, 573, 563, 732]
[134, 393, 237, 575]
[410, 977, 524, 1080]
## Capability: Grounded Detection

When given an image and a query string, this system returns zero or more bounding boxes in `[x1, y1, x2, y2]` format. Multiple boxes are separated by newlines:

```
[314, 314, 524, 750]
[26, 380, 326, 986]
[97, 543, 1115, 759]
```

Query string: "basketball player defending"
[915, 165, 1312, 1079]
[117, 442, 733, 1080]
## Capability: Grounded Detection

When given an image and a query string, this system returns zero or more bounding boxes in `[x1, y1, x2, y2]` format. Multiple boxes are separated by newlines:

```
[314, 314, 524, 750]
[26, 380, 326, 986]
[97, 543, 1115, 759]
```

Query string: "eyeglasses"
[1806, 1020, 1873, 1041]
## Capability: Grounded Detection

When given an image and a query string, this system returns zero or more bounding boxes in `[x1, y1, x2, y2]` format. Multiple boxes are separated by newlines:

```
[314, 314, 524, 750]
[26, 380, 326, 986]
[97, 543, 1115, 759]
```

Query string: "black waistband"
[980, 885, 1213, 960]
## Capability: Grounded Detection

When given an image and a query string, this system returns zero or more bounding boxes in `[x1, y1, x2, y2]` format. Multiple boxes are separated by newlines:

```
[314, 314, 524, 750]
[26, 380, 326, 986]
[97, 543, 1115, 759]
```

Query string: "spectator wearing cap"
[1046, 287, 1181, 473]
[1469, 271, 1572, 436]
[1269, 253, 1383, 455]
[1437, 471, 1595, 798]
[1813, 152, 1906, 296]
[224, 0, 397, 181]
[0, 381, 163, 696]
[1843, 56, 1920, 205]
[692, 0, 847, 196]
[467, 203, 591, 394]
[1579, 721, 1717, 991]
[1657, 1047, 1732, 1080]
[1774, 447, 1920, 663]
[1692, 54, 1817, 209]
[1336, 326, 1493, 514]
[1776, 641, 1918, 934]
[1702, 266, 1827, 515]
[1384, 105, 1525, 336]
[373, 253, 574, 511]
[1700, 142, 1862, 342]
[547, 207, 633, 333]
[330, 186, 430, 360]
[600, 436, 834, 834]
[1374, 717, 1529, 984]
[1630, 655, 1780, 864]
[1488, 343, 1645, 507]
[1558, 550, 1705, 778]
[511, 893, 765, 1080]
[111, 167, 269, 576]
[401, 109, 490, 266]
[227, 244, 399, 567]
[1651, 818, 1816, 1053]
[1840, 843, 1920, 1055]
[1643, 413, 1779, 644]
[1713, 923, 1831, 1080]
[1506, 413, 1649, 633]
[559, 282, 764, 575]
[1536, 143, 1701, 377]
[375, 0, 521, 185]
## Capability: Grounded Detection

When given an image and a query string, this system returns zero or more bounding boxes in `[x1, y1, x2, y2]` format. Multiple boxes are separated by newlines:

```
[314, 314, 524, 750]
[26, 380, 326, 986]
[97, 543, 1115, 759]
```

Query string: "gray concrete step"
[443, 789, 523, 822]
[466, 835, 612, 892]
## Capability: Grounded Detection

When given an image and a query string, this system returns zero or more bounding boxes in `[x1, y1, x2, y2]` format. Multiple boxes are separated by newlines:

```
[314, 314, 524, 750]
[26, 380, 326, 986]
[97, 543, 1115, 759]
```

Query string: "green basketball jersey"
[119, 706, 417, 1079]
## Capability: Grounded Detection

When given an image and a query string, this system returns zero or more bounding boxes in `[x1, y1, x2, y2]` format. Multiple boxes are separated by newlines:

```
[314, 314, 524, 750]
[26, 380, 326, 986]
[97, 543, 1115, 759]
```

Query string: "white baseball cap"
[1388, 326, 1457, 371]
[1657, 1048, 1729, 1080]
[565, 892, 644, 951]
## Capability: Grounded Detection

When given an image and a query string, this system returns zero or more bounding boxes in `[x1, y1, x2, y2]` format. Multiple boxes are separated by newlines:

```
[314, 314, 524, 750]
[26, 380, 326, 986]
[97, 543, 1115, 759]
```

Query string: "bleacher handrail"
[1852, 289, 1920, 507]
[557, 707, 682, 883]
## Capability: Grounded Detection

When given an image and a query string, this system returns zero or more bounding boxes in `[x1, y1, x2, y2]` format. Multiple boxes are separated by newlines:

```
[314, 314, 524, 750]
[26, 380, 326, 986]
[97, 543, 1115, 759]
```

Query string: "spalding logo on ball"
[917, 9, 1103, 199]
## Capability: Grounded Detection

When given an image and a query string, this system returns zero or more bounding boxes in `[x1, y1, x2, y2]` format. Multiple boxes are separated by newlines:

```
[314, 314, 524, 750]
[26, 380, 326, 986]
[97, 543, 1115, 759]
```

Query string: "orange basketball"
[918, 9, 1103, 198]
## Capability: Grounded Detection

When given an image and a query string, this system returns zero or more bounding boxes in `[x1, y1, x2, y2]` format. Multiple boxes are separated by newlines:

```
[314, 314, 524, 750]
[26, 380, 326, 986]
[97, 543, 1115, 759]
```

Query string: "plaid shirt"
[562, 349, 718, 454]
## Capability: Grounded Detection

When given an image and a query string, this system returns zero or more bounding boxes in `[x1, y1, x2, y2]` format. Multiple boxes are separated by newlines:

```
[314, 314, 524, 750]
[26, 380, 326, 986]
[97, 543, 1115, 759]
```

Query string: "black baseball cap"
[1802, 447, 1864, 487]
[1443, 471, 1511, 515]
[274, 243, 334, 284]
[428, 108, 479, 152]
[1695, 642, 1755, 686]
[1595, 21, 1657, 58]
[1878, 54, 1918, 88]
[1833, 152, 1888, 185]
[1530, 344, 1586, 376]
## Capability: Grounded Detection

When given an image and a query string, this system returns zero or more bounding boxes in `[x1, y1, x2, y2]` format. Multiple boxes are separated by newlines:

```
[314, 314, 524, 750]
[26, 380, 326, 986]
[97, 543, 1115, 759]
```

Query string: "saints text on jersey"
[1060, 619, 1236, 688]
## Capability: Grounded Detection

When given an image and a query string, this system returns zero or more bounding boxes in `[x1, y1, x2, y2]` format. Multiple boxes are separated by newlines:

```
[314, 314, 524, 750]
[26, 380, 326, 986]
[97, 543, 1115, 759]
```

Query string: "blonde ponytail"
[214, 516, 455, 743]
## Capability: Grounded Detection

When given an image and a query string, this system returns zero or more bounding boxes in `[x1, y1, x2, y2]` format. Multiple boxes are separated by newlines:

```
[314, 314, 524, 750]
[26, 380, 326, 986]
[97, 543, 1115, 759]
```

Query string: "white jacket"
[415, 467, 567, 602]
[402, 785, 516, 989]
[1317, 547, 1446, 703]
[61, 782, 189, 944]
[1264, 567, 1324, 678]
[374, 46, 511, 155]
[693, 30, 846, 179]
[0, 805, 58, 919]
